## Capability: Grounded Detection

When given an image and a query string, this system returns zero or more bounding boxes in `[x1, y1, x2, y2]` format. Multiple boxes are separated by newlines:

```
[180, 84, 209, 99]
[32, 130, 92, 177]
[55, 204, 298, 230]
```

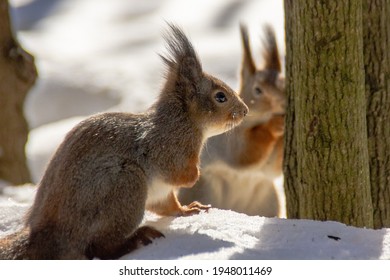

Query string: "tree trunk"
[363, 0, 390, 229]
[0, 0, 37, 185]
[283, 0, 299, 219]
[283, 0, 373, 228]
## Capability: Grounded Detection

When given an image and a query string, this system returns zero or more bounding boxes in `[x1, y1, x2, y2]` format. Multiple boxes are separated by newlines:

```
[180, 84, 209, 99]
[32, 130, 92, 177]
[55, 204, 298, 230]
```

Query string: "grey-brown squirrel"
[179, 24, 285, 217]
[0, 24, 248, 259]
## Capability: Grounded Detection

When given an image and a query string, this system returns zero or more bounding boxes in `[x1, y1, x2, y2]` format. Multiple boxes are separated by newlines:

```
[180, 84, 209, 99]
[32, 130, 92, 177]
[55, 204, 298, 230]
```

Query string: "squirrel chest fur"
[0, 24, 248, 260]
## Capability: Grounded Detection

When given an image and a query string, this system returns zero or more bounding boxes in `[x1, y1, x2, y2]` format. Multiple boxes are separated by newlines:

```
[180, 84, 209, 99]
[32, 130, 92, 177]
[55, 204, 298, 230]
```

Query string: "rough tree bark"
[283, 0, 374, 228]
[0, 0, 37, 185]
[283, 0, 299, 219]
[363, 0, 390, 229]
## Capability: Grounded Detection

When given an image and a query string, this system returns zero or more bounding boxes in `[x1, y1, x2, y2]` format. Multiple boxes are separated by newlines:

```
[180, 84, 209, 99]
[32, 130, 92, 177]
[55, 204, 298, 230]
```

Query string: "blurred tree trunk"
[283, 0, 374, 228]
[0, 0, 37, 185]
[363, 0, 390, 229]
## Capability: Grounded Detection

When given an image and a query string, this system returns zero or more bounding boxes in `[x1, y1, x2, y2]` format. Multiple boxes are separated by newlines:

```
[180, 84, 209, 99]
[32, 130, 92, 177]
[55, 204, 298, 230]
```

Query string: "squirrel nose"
[243, 107, 248, 117]
[232, 104, 248, 119]
[242, 105, 249, 117]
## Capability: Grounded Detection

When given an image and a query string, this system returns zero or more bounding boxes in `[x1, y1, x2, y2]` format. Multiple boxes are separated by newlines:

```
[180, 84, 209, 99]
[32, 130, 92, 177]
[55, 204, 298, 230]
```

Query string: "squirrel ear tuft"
[261, 24, 281, 73]
[240, 23, 256, 77]
[160, 23, 202, 82]
[180, 57, 202, 84]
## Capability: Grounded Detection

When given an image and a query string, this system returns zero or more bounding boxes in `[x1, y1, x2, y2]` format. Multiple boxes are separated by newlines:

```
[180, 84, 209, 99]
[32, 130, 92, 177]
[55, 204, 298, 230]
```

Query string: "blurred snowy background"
[10, 0, 285, 183]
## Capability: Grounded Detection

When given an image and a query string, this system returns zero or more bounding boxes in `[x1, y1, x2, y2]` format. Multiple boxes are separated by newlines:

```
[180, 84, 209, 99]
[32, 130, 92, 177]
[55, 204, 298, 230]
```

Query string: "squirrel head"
[159, 23, 248, 139]
[239, 24, 285, 123]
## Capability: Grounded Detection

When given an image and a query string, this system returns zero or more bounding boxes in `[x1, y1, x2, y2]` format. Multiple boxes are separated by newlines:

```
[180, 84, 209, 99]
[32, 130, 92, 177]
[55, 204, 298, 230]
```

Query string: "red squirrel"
[0, 24, 248, 259]
[180, 24, 285, 217]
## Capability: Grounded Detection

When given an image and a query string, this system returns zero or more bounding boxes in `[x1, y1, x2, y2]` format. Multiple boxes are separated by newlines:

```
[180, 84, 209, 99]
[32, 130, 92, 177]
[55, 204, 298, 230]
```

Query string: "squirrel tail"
[0, 228, 30, 260]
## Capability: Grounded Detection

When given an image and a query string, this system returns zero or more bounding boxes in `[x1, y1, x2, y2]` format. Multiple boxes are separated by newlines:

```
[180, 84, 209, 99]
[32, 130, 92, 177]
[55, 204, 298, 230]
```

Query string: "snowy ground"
[1, 0, 389, 260]
[1, 190, 390, 260]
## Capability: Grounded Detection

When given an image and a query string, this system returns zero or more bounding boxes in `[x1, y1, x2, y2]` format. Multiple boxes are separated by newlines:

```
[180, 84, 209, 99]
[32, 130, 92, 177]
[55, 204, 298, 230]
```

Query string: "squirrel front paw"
[179, 201, 211, 216]
[267, 114, 285, 138]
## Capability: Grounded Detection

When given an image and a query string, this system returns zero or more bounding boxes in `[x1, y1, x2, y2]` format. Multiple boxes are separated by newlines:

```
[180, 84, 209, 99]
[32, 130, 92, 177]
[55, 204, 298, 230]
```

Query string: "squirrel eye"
[254, 87, 263, 96]
[215, 91, 227, 103]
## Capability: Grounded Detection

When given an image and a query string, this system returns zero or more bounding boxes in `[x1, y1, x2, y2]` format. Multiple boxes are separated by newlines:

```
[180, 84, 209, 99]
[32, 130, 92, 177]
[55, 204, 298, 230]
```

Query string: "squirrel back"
[0, 24, 248, 259]
[180, 24, 285, 217]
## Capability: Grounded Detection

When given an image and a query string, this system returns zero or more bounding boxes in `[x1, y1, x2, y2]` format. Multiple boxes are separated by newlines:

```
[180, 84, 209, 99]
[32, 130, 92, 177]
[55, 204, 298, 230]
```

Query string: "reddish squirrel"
[0, 24, 248, 259]
[180, 24, 285, 217]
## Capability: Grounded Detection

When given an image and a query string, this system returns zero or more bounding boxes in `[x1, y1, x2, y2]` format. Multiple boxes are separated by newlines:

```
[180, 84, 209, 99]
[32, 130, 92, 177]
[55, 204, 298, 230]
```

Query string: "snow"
[1, 0, 389, 261]
[1, 190, 390, 260]
[130, 210, 390, 260]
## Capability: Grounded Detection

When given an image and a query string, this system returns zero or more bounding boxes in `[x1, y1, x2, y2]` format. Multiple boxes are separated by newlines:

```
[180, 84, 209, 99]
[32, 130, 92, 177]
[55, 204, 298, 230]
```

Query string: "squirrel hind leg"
[86, 226, 164, 260]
